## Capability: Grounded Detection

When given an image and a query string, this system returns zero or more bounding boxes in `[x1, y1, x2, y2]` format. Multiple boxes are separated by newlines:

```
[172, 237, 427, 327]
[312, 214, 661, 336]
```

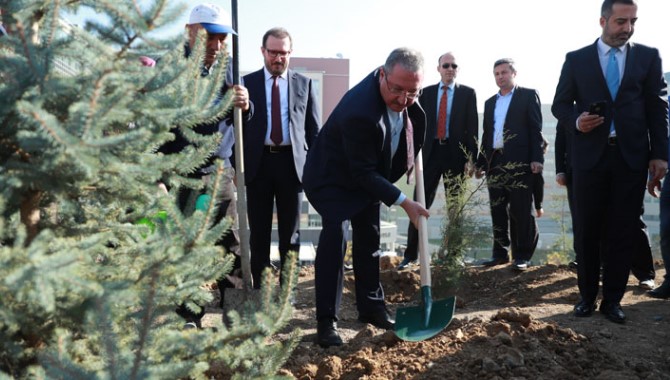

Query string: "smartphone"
[589, 101, 607, 117]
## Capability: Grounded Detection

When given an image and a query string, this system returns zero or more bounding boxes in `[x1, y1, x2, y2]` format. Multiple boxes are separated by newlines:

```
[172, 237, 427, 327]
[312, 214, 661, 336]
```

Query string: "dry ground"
[207, 258, 669, 379]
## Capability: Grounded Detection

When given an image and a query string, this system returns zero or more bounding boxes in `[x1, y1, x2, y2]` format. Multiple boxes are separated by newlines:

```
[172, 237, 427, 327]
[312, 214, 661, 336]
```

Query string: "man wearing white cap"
[159, 2, 253, 329]
[186, 3, 238, 78]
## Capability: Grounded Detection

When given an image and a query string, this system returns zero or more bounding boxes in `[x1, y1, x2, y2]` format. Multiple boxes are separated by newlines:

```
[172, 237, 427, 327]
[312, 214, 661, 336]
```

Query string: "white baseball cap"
[188, 3, 236, 35]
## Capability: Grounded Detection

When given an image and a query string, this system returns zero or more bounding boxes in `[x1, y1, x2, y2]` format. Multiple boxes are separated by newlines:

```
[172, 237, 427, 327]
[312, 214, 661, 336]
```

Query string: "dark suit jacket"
[419, 82, 478, 170]
[554, 118, 573, 176]
[477, 86, 544, 169]
[303, 69, 426, 222]
[242, 68, 320, 183]
[552, 40, 668, 171]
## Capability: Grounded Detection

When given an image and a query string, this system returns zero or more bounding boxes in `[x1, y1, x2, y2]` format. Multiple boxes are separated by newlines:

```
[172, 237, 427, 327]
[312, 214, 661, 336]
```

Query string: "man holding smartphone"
[552, 0, 668, 324]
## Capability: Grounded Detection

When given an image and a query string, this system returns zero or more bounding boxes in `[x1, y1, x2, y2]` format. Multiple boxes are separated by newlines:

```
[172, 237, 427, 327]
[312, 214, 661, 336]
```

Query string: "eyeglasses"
[441, 63, 458, 69]
[384, 76, 422, 100]
[264, 48, 291, 58]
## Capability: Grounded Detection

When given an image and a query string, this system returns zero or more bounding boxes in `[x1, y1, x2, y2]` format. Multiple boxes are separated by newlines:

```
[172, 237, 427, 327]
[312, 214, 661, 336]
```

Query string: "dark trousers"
[564, 172, 578, 256]
[176, 167, 240, 324]
[247, 149, 302, 289]
[566, 173, 653, 281]
[404, 139, 466, 261]
[315, 201, 385, 321]
[573, 145, 645, 304]
[486, 156, 536, 261]
[630, 212, 655, 281]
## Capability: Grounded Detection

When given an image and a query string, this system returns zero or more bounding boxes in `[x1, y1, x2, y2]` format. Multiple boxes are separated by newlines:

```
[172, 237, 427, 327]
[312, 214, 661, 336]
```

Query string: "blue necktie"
[606, 48, 620, 135]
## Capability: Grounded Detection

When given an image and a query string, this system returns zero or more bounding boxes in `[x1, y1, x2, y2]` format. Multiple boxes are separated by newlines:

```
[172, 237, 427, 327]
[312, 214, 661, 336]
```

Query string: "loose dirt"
[208, 258, 670, 379]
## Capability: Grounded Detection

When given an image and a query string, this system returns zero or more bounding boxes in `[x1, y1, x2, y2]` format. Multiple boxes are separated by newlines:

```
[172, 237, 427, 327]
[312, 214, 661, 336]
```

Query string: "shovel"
[395, 153, 456, 342]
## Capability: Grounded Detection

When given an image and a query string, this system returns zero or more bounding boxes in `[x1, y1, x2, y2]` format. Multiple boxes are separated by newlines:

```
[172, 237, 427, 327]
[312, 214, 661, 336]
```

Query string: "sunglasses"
[441, 63, 458, 69]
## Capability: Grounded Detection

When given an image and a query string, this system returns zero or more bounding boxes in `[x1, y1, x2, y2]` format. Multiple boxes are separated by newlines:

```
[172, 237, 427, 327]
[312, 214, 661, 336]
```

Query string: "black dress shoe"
[568, 261, 578, 271]
[573, 300, 597, 317]
[397, 257, 417, 271]
[600, 301, 626, 324]
[480, 257, 509, 267]
[358, 309, 395, 330]
[647, 281, 670, 299]
[316, 319, 343, 348]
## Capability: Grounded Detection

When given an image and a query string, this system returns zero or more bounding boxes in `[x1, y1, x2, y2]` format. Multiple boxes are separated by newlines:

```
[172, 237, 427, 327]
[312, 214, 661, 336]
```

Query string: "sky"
[69, 0, 670, 110]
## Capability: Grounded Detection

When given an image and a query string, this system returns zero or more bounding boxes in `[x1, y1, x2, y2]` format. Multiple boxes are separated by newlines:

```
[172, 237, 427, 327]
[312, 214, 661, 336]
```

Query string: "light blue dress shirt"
[493, 89, 515, 149]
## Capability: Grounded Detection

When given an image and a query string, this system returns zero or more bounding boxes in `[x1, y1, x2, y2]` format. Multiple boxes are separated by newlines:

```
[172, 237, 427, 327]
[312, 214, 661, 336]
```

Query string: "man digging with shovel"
[303, 48, 429, 347]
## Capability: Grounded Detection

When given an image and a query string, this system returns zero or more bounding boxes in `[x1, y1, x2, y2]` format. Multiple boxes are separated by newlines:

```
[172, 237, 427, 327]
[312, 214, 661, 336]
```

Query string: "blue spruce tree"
[0, 1, 299, 378]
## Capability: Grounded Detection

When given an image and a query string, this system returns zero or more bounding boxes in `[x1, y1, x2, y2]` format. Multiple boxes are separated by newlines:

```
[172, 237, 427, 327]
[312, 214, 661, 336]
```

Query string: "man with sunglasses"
[303, 48, 429, 347]
[242, 27, 320, 289]
[398, 52, 479, 270]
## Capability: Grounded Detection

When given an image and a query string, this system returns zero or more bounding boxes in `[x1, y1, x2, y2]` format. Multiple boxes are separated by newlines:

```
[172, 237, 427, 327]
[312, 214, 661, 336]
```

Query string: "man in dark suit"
[558, 116, 657, 287]
[303, 48, 429, 347]
[552, 0, 668, 323]
[398, 51, 478, 270]
[242, 27, 320, 289]
[475, 58, 544, 272]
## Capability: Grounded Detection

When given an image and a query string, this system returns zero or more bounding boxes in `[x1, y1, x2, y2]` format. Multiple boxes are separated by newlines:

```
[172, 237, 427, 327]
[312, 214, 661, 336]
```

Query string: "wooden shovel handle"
[414, 153, 431, 287]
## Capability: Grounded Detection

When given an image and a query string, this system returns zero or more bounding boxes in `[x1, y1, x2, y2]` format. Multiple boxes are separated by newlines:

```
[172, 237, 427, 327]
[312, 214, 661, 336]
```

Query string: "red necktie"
[405, 111, 414, 184]
[271, 76, 282, 145]
[437, 85, 448, 140]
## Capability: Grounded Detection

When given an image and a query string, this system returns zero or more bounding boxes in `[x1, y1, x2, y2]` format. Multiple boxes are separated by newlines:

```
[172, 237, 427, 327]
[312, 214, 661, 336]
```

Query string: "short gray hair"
[383, 47, 424, 75]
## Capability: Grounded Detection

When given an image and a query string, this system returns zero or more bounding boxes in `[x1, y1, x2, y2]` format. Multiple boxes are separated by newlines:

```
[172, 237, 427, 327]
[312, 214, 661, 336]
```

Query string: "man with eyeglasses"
[242, 27, 320, 289]
[303, 47, 429, 347]
[475, 58, 543, 272]
[398, 52, 479, 270]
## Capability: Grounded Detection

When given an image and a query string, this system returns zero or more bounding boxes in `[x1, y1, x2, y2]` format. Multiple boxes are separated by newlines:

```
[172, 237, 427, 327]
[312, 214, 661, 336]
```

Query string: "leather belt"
[608, 136, 617, 146]
[264, 145, 292, 153]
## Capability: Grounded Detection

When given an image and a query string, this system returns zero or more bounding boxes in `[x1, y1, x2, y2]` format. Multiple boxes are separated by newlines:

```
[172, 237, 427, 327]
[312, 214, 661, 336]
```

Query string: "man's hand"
[400, 198, 430, 229]
[232, 84, 250, 112]
[464, 161, 475, 178]
[556, 173, 567, 187]
[530, 161, 543, 174]
[647, 159, 668, 197]
[648, 178, 661, 198]
[156, 182, 169, 196]
[648, 159, 667, 183]
[576, 112, 605, 133]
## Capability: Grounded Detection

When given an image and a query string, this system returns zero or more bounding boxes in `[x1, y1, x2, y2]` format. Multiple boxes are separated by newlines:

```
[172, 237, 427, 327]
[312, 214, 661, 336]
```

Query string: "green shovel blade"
[395, 287, 456, 342]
